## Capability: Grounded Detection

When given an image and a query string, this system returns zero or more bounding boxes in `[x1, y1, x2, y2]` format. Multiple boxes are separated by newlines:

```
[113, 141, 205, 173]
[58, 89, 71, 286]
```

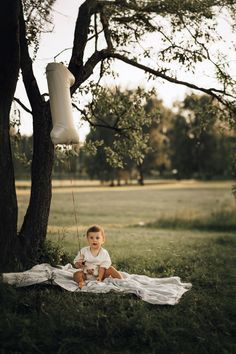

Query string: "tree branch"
[72, 102, 122, 132]
[100, 8, 113, 50]
[69, 0, 98, 76]
[68, 0, 236, 116]
[108, 52, 235, 106]
[54, 47, 72, 61]
[180, 19, 235, 91]
[71, 46, 235, 113]
[71, 49, 110, 93]
[13, 97, 32, 114]
[19, 2, 43, 112]
[87, 28, 104, 41]
[94, 12, 98, 51]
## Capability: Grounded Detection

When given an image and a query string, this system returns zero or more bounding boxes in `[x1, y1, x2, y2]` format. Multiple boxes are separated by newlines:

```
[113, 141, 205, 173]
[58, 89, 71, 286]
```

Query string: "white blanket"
[2, 263, 192, 305]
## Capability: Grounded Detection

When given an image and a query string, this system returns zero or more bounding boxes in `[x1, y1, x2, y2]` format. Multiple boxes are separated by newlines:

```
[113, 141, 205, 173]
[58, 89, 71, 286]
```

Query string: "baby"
[73, 225, 122, 288]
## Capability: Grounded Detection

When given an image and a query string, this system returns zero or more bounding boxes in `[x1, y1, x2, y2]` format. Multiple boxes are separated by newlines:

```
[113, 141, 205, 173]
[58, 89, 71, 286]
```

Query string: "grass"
[17, 179, 235, 230]
[145, 207, 236, 232]
[1, 180, 235, 353]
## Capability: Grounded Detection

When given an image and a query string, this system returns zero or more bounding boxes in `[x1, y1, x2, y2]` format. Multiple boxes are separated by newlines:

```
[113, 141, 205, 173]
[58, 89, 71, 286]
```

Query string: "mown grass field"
[1, 180, 235, 354]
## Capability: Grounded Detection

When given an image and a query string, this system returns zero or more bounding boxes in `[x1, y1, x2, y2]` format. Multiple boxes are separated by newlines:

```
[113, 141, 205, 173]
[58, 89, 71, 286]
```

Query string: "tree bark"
[17, 2, 54, 264]
[137, 164, 144, 186]
[18, 104, 54, 262]
[0, 0, 20, 271]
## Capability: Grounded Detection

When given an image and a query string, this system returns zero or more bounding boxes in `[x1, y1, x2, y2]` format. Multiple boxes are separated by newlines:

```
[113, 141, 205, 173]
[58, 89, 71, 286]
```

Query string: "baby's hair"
[86, 225, 105, 240]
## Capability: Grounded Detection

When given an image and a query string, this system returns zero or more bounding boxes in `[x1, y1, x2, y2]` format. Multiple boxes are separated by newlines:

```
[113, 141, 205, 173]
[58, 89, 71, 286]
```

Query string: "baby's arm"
[74, 254, 85, 269]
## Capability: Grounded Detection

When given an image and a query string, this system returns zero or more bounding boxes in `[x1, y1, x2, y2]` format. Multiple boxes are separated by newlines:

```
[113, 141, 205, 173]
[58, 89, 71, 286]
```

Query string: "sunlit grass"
[17, 179, 235, 229]
[145, 206, 236, 232]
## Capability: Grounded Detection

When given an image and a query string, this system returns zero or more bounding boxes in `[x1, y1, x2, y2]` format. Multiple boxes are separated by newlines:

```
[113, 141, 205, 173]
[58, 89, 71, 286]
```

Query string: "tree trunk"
[18, 105, 54, 264]
[137, 164, 144, 186]
[0, 0, 20, 271]
[17, 2, 54, 266]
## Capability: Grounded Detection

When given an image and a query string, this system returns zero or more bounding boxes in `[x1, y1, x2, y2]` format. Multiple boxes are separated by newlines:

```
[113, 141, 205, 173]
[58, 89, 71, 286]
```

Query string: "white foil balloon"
[46, 62, 80, 144]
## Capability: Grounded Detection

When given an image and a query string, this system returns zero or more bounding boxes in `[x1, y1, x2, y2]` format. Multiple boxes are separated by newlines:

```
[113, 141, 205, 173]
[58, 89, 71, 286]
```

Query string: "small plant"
[33, 240, 71, 267]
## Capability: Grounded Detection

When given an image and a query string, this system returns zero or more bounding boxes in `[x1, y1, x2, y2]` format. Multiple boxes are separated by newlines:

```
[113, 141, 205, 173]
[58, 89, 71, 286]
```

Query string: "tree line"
[12, 90, 236, 184]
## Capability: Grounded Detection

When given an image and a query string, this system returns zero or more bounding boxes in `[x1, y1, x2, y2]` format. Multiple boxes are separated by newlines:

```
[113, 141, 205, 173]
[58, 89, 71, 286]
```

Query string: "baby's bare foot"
[79, 281, 85, 289]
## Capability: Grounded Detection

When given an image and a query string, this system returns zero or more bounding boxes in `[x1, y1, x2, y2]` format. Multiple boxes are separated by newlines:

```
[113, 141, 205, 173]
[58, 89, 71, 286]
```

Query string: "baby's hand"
[96, 277, 103, 282]
[75, 260, 84, 269]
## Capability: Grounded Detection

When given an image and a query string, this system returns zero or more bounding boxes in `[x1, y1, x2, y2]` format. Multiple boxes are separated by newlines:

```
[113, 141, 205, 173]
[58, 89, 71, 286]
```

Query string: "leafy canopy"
[82, 86, 155, 167]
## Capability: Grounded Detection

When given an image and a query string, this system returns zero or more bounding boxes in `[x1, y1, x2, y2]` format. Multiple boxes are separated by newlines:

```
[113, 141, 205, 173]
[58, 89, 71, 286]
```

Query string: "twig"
[13, 97, 32, 114]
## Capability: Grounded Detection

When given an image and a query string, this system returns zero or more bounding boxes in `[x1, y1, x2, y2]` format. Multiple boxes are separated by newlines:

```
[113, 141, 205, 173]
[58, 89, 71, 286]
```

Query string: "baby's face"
[87, 231, 104, 250]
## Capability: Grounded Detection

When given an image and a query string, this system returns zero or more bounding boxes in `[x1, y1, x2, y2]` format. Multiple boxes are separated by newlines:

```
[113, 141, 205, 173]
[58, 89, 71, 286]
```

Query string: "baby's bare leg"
[73, 271, 86, 288]
[104, 266, 123, 279]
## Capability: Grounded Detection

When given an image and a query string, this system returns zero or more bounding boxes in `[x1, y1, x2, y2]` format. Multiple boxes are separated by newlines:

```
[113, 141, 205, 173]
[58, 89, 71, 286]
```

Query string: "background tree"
[169, 94, 236, 179]
[85, 127, 117, 184]
[11, 134, 32, 179]
[168, 113, 196, 178]
[83, 86, 152, 184]
[140, 97, 173, 179]
[1, 0, 236, 270]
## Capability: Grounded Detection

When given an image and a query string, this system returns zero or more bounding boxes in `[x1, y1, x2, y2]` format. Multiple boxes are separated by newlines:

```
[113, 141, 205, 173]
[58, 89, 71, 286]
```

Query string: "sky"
[14, 0, 235, 139]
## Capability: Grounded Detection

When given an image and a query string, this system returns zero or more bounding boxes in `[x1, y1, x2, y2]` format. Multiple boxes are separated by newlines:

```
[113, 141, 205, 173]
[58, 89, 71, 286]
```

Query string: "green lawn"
[17, 180, 235, 232]
[1, 180, 235, 353]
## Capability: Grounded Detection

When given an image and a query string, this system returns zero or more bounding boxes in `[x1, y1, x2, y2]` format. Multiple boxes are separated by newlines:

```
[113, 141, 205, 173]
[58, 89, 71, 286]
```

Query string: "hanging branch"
[108, 52, 236, 106]
[13, 97, 32, 114]
[68, 0, 236, 116]
[181, 19, 236, 91]
[54, 47, 72, 62]
[72, 102, 134, 138]
[72, 102, 122, 132]
[96, 59, 105, 86]
[71, 45, 235, 112]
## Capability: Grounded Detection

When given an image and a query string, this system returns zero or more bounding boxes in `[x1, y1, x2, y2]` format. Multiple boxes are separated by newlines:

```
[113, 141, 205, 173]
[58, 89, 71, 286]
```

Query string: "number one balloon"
[46, 62, 80, 145]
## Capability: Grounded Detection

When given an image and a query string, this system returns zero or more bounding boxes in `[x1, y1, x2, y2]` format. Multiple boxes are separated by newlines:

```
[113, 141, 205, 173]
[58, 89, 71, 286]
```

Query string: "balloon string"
[70, 160, 80, 250]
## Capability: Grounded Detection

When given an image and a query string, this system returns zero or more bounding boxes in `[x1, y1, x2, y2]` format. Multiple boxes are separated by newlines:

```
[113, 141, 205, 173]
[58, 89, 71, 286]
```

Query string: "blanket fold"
[2, 263, 192, 305]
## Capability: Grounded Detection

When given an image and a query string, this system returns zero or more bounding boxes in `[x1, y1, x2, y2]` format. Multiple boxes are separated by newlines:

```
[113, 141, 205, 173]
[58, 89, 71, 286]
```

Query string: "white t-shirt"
[74, 246, 112, 278]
